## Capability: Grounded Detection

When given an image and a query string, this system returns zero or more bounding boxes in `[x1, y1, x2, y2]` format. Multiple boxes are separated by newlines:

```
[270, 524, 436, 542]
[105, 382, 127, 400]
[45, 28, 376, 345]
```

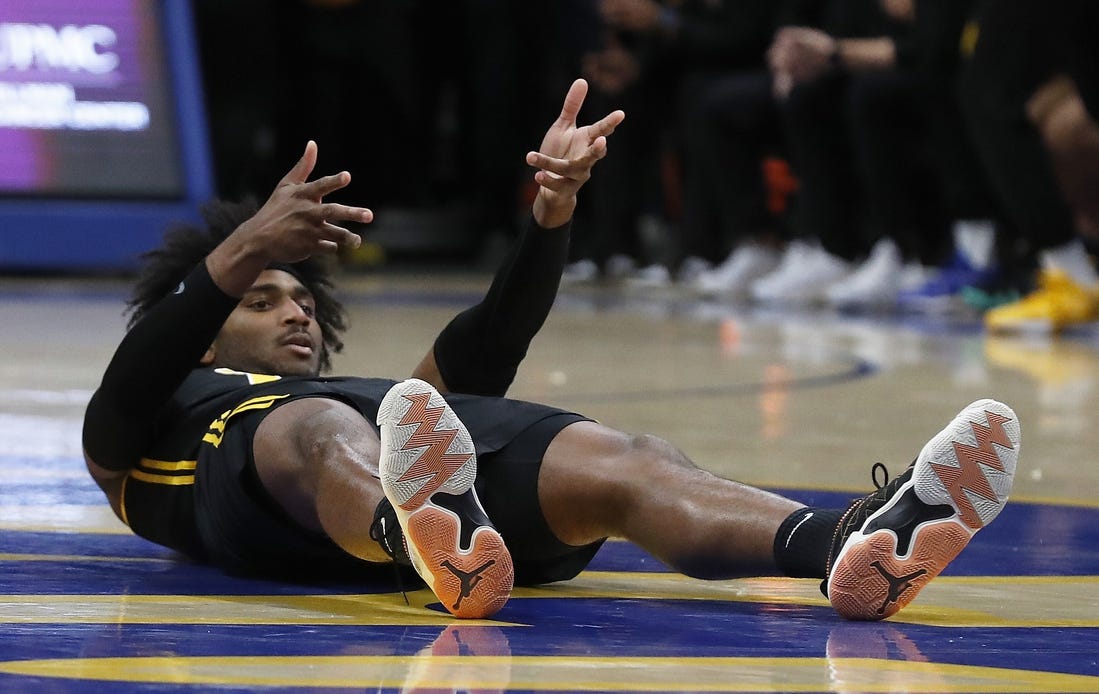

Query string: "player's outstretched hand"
[526, 79, 625, 229]
[208, 141, 374, 295]
[240, 140, 372, 261]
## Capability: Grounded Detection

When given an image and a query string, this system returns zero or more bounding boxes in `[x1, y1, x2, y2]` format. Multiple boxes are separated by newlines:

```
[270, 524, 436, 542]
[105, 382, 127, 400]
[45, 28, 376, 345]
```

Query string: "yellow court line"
[1, 573, 1097, 628]
[0, 592, 511, 627]
[0, 655, 1096, 692]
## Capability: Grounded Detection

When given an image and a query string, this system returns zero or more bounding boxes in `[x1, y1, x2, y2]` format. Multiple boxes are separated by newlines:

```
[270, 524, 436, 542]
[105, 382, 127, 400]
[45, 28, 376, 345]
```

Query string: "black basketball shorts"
[193, 396, 602, 585]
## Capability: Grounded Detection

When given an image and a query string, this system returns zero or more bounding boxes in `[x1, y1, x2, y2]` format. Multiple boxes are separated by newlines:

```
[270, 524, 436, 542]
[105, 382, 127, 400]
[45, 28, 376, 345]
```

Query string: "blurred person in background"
[751, 0, 943, 308]
[564, 0, 779, 287]
[893, 0, 1007, 315]
[195, 0, 582, 265]
[960, 0, 1099, 334]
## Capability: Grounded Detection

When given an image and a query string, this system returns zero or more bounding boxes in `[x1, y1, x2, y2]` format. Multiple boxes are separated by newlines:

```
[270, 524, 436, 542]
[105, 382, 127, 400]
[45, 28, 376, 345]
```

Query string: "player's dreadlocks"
[126, 199, 347, 371]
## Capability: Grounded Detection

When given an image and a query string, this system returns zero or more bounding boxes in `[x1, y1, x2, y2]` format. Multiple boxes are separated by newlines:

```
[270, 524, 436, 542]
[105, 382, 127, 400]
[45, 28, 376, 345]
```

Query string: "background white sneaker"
[605, 254, 637, 281]
[751, 241, 850, 304]
[676, 256, 713, 285]
[825, 238, 906, 309]
[562, 259, 598, 284]
[625, 264, 673, 289]
[693, 244, 780, 297]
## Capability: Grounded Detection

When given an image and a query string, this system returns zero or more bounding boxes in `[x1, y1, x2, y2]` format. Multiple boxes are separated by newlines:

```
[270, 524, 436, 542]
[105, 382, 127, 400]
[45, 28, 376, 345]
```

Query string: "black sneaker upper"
[822, 461, 961, 597]
[370, 497, 411, 567]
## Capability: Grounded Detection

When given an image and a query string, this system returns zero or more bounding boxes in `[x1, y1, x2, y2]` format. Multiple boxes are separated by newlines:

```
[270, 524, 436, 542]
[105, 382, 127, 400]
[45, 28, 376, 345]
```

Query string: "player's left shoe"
[825, 399, 1020, 620]
[376, 378, 513, 618]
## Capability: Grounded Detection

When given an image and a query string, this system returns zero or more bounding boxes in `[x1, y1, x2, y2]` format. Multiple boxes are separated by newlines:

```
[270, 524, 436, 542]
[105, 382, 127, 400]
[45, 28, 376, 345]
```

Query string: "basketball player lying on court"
[82, 78, 1019, 621]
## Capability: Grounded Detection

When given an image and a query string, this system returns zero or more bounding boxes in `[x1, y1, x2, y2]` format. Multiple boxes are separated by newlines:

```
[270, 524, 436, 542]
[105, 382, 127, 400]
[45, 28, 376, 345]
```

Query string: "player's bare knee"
[253, 397, 380, 531]
[626, 432, 696, 474]
[585, 433, 688, 511]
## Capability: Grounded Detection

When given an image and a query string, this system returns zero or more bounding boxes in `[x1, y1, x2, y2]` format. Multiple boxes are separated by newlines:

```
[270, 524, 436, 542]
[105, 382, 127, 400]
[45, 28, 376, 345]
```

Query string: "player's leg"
[252, 391, 511, 618]
[536, 421, 804, 579]
[537, 399, 1019, 620]
[252, 396, 390, 563]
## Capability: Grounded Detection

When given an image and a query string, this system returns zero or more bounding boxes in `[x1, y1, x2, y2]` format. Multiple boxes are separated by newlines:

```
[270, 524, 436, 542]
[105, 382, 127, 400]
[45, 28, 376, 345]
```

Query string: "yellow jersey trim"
[203, 394, 290, 447]
[129, 469, 196, 486]
[139, 458, 197, 472]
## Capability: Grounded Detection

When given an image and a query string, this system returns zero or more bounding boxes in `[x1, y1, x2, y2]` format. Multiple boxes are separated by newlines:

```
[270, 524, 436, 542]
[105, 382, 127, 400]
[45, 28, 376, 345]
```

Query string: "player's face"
[205, 269, 324, 377]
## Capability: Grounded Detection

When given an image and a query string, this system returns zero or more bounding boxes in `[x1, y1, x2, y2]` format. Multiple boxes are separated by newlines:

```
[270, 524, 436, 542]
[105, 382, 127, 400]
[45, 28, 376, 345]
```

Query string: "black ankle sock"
[773, 507, 844, 578]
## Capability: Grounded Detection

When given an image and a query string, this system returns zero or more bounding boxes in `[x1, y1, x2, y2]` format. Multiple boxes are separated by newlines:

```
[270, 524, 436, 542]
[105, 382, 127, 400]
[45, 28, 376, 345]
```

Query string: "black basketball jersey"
[120, 368, 575, 559]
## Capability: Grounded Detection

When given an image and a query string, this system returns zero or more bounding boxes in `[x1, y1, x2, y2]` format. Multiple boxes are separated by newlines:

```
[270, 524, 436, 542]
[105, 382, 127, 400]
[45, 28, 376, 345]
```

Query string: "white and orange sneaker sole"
[377, 379, 513, 618]
[828, 399, 1020, 620]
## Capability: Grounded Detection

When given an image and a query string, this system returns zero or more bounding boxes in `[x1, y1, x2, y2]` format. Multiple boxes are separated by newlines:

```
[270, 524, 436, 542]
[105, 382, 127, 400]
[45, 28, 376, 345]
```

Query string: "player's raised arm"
[412, 80, 625, 396]
[84, 142, 371, 492]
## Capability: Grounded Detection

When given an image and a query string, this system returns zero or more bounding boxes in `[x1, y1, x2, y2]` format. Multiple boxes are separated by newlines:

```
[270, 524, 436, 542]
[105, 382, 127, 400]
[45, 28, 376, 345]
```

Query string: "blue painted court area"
[1, 450, 1098, 692]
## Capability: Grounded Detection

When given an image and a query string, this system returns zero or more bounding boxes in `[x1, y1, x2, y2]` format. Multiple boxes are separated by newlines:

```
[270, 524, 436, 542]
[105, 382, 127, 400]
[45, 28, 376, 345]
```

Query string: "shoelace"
[822, 461, 906, 595]
[870, 461, 890, 489]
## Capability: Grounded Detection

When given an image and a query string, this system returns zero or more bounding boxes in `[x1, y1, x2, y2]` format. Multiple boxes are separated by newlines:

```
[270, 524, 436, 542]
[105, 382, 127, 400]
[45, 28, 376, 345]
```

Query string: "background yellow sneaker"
[985, 269, 1099, 333]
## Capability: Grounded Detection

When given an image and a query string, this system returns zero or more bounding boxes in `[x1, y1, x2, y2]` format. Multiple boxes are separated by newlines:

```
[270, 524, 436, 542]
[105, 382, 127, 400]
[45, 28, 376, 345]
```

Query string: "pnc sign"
[0, 23, 120, 75]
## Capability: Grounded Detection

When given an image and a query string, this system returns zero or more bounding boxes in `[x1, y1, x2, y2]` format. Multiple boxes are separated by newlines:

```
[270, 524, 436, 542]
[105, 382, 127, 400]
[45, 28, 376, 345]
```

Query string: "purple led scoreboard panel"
[0, 0, 212, 270]
[0, 0, 182, 197]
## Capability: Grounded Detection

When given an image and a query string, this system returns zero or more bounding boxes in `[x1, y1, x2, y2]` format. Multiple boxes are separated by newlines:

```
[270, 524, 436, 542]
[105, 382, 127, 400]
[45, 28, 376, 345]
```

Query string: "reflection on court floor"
[1, 278, 1098, 692]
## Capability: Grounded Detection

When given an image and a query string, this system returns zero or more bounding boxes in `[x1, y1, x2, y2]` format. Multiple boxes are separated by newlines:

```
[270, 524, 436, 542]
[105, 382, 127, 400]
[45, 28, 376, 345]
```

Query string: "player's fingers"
[527, 138, 606, 179]
[588, 136, 610, 161]
[586, 109, 626, 140]
[313, 239, 341, 255]
[281, 140, 318, 185]
[528, 152, 586, 183]
[302, 171, 352, 198]
[556, 78, 588, 125]
[526, 151, 570, 173]
[319, 222, 361, 249]
[320, 202, 374, 225]
[533, 170, 570, 191]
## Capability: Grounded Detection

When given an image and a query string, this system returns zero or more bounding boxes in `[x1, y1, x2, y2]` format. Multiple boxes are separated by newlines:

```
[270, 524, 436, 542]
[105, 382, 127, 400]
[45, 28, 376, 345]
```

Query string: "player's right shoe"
[825, 399, 1020, 620]
[376, 378, 513, 619]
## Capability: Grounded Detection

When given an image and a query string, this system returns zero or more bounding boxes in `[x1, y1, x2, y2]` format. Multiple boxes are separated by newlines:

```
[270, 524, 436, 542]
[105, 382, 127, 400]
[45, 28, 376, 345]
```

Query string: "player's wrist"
[206, 224, 271, 297]
[532, 194, 576, 230]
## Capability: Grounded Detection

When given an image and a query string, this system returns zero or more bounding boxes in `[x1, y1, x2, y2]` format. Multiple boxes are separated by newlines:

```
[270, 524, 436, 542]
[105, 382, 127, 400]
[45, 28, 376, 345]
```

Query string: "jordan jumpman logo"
[870, 560, 928, 615]
[441, 559, 497, 611]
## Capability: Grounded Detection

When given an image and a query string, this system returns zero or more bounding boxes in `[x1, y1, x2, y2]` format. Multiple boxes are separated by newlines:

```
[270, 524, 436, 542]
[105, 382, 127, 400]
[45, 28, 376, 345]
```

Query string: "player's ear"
[200, 346, 215, 366]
